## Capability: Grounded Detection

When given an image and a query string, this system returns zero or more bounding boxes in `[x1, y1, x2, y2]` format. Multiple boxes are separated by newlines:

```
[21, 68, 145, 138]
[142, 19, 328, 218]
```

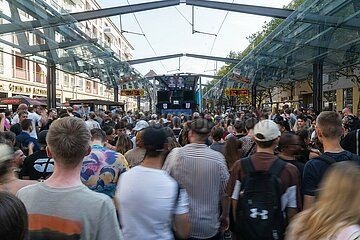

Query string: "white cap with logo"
[253, 120, 281, 142]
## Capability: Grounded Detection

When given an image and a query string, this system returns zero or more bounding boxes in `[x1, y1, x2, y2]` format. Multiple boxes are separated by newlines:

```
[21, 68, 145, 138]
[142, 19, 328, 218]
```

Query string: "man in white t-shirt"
[12, 104, 43, 139]
[85, 112, 100, 129]
[116, 125, 190, 240]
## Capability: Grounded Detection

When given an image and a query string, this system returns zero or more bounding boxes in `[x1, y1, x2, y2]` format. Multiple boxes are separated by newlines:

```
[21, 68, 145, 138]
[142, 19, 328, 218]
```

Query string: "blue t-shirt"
[302, 151, 359, 196]
[16, 132, 40, 154]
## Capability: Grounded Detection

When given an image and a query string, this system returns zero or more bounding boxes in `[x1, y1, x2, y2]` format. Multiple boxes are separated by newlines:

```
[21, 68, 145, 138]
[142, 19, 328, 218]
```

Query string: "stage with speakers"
[155, 74, 198, 115]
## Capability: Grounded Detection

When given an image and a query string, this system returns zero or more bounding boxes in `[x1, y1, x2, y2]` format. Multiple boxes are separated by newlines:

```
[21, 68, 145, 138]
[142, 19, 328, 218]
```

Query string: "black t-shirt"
[278, 157, 305, 180]
[341, 129, 360, 155]
[302, 151, 360, 196]
[21, 150, 54, 180]
[172, 128, 181, 138]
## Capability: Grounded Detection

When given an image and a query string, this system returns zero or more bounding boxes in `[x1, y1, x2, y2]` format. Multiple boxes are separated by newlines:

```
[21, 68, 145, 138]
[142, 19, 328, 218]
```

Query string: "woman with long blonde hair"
[286, 161, 360, 240]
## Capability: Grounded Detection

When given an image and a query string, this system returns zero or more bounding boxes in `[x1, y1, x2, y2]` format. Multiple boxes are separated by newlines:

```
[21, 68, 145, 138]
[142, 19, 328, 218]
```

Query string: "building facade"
[0, 0, 136, 110]
[271, 71, 359, 114]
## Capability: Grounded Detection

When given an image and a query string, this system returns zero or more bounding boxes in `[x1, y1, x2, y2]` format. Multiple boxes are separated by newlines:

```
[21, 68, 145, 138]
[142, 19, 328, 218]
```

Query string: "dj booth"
[155, 74, 198, 115]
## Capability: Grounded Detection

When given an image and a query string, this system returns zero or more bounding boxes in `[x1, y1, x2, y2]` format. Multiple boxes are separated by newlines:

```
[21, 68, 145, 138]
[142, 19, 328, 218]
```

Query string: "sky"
[97, 0, 292, 81]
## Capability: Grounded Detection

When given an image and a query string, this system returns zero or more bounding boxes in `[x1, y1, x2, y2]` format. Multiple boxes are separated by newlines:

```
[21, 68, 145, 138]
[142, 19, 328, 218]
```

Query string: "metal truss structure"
[2, 0, 358, 111]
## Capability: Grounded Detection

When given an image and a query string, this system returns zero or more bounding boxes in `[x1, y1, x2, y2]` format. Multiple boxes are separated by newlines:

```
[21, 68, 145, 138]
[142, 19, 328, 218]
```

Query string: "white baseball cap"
[253, 120, 281, 142]
[133, 120, 149, 131]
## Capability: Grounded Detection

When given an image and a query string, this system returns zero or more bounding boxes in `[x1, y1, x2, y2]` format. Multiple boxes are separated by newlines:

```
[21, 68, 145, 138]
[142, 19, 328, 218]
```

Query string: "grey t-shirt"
[17, 182, 121, 240]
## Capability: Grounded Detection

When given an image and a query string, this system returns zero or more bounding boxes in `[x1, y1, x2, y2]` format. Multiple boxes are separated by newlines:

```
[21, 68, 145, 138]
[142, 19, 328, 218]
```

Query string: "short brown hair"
[255, 139, 276, 149]
[316, 111, 343, 139]
[46, 117, 90, 167]
[20, 119, 32, 131]
[211, 126, 224, 142]
[18, 110, 28, 118]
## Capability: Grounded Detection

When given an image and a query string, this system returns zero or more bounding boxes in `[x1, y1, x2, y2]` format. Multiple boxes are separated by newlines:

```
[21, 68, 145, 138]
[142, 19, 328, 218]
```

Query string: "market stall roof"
[204, 0, 360, 99]
[0, 0, 149, 90]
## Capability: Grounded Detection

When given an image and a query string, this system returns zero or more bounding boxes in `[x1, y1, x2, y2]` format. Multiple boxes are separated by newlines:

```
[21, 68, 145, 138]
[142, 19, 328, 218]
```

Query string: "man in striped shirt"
[163, 118, 229, 240]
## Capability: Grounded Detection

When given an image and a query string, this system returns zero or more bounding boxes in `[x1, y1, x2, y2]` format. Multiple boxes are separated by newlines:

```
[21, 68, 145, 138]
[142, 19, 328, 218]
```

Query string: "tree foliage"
[215, 0, 306, 80]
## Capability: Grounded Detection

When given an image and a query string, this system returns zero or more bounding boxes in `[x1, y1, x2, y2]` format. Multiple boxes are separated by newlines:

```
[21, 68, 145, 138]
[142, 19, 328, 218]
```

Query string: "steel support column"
[199, 77, 203, 112]
[46, 64, 57, 109]
[185, 0, 293, 19]
[46, 28, 57, 109]
[137, 96, 141, 111]
[313, 62, 323, 113]
[251, 85, 257, 110]
[114, 85, 119, 103]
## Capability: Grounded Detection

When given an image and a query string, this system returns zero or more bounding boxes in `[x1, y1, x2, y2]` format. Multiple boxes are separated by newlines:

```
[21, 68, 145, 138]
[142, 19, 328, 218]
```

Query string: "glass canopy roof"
[0, 0, 151, 93]
[204, 0, 360, 99]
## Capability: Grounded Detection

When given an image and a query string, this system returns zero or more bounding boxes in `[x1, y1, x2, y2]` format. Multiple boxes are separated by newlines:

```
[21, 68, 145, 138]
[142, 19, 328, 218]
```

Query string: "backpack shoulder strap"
[241, 156, 255, 175]
[317, 154, 336, 165]
[268, 158, 286, 177]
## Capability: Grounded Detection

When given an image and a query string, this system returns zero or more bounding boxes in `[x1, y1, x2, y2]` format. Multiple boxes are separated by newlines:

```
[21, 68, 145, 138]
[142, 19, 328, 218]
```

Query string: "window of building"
[63, 0, 75, 6]
[35, 63, 46, 83]
[93, 82, 98, 94]
[86, 81, 91, 93]
[323, 90, 336, 111]
[92, 26, 97, 38]
[105, 35, 111, 46]
[12, 34, 18, 45]
[19, 9, 29, 18]
[35, 35, 46, 45]
[99, 85, 104, 95]
[343, 88, 353, 109]
[70, 76, 75, 86]
[64, 74, 69, 87]
[85, 1, 91, 10]
[78, 78, 83, 90]
[14, 54, 27, 80]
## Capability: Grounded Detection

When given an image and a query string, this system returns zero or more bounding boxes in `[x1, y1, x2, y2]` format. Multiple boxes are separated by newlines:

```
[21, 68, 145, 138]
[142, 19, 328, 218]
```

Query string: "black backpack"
[235, 157, 286, 240]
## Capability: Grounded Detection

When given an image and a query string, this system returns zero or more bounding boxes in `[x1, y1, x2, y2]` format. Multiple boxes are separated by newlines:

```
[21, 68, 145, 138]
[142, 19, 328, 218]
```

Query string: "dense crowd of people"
[0, 103, 359, 240]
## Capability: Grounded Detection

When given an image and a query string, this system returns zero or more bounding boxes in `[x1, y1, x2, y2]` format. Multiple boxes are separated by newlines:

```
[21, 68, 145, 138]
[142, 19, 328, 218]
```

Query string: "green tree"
[215, 0, 306, 78]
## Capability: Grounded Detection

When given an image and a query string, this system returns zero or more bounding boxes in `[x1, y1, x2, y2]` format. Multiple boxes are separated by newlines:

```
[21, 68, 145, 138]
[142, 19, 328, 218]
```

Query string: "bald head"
[17, 104, 28, 111]
[342, 108, 352, 117]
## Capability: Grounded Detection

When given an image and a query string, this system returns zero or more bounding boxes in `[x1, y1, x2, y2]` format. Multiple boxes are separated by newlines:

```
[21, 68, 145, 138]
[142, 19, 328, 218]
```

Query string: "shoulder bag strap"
[317, 154, 337, 165]
[244, 142, 256, 157]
